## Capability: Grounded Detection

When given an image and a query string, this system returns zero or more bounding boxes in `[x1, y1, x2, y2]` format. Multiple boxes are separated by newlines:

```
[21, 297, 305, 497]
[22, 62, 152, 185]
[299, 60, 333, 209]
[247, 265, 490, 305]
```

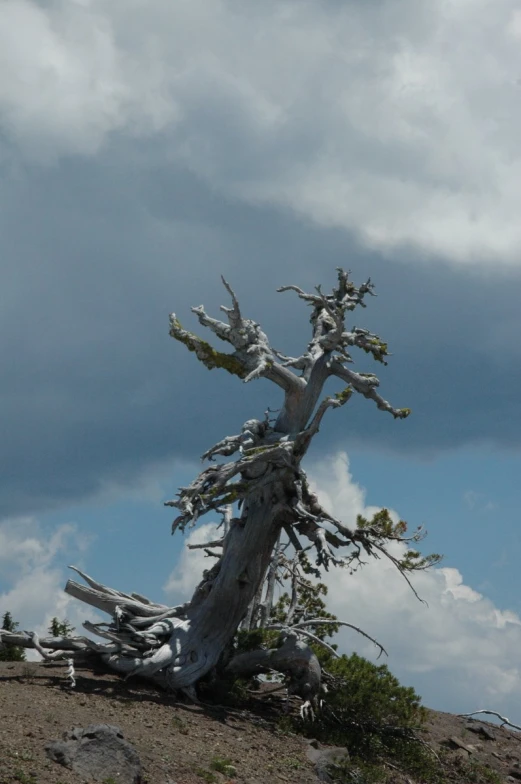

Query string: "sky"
[1, 0, 521, 721]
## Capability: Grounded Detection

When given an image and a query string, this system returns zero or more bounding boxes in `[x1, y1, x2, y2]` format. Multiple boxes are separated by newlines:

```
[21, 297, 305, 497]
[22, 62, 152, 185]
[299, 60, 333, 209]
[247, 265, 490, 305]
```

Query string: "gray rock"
[305, 740, 350, 782]
[447, 735, 474, 753]
[45, 723, 142, 783]
[453, 747, 471, 761]
[465, 722, 496, 741]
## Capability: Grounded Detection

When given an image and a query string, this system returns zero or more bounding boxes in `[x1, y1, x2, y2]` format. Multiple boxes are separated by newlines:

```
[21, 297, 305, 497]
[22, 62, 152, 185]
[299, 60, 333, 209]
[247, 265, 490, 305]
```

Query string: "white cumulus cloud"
[163, 522, 220, 602]
[309, 453, 521, 718]
[0, 516, 98, 659]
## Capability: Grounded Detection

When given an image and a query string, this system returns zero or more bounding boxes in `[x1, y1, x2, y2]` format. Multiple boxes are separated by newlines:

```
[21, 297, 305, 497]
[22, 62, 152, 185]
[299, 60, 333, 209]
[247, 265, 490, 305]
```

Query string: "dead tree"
[1, 270, 440, 705]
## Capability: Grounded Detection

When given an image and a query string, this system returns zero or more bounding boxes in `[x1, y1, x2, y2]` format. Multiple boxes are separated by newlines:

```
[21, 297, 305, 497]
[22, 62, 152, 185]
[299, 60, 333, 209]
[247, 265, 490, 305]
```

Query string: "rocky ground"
[1, 660, 520, 784]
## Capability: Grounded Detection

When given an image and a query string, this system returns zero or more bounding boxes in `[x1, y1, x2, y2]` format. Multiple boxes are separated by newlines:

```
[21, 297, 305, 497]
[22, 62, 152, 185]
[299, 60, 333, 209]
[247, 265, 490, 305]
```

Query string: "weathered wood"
[227, 631, 322, 703]
[64, 580, 184, 620]
[0, 630, 91, 653]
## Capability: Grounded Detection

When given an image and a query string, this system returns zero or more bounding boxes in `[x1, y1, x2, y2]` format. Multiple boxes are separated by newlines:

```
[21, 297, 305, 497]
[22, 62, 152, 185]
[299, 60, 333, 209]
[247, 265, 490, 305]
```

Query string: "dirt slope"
[1, 661, 520, 784]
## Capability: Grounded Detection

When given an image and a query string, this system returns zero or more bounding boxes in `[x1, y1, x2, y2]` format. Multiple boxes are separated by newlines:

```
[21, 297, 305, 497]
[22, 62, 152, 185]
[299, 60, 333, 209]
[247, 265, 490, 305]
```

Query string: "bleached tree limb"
[259, 535, 282, 628]
[187, 539, 225, 551]
[64, 579, 185, 620]
[168, 314, 248, 379]
[0, 630, 103, 662]
[287, 619, 387, 658]
[459, 710, 521, 732]
[173, 277, 303, 395]
[66, 659, 76, 688]
[329, 361, 410, 419]
[266, 624, 340, 660]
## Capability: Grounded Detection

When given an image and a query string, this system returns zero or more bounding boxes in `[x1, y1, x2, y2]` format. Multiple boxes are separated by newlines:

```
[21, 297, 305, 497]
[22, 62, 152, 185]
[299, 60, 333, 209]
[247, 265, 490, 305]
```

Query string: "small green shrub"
[198, 668, 251, 705]
[297, 652, 442, 783]
[193, 767, 217, 783]
[0, 611, 26, 662]
[13, 772, 36, 784]
[283, 756, 304, 770]
[275, 714, 294, 735]
[171, 715, 189, 734]
[210, 756, 237, 776]
[234, 627, 281, 654]
[332, 758, 387, 784]
[319, 651, 426, 730]
[456, 760, 502, 784]
[48, 617, 75, 637]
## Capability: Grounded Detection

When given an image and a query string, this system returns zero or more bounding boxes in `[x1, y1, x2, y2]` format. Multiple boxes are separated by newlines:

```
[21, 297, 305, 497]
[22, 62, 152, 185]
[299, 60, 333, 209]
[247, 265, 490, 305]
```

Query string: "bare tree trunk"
[163, 475, 288, 688]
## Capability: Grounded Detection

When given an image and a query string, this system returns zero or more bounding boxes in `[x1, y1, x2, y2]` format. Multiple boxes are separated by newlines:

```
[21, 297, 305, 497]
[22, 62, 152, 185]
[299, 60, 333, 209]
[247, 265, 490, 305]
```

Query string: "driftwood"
[3, 271, 440, 706]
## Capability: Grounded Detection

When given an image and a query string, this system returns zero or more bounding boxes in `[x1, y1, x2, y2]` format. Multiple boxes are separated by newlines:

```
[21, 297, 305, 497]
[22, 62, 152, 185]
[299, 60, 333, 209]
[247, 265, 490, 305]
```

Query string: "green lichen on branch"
[219, 486, 246, 505]
[334, 386, 354, 404]
[243, 444, 277, 456]
[361, 338, 389, 365]
[202, 481, 247, 505]
[169, 315, 247, 378]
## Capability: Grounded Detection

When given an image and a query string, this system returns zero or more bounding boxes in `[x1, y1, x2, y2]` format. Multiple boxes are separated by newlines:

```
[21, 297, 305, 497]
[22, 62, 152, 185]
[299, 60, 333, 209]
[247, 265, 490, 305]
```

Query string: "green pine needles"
[48, 617, 75, 638]
[0, 611, 26, 662]
[301, 650, 441, 782]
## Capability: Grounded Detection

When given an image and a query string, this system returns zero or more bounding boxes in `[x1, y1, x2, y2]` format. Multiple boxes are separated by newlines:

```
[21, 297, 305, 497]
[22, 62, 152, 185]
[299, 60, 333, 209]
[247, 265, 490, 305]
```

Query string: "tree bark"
[162, 471, 290, 688]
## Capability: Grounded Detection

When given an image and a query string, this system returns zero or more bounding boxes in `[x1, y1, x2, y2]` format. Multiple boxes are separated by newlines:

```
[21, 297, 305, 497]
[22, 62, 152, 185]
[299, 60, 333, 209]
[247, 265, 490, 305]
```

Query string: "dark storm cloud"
[1, 146, 520, 517]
